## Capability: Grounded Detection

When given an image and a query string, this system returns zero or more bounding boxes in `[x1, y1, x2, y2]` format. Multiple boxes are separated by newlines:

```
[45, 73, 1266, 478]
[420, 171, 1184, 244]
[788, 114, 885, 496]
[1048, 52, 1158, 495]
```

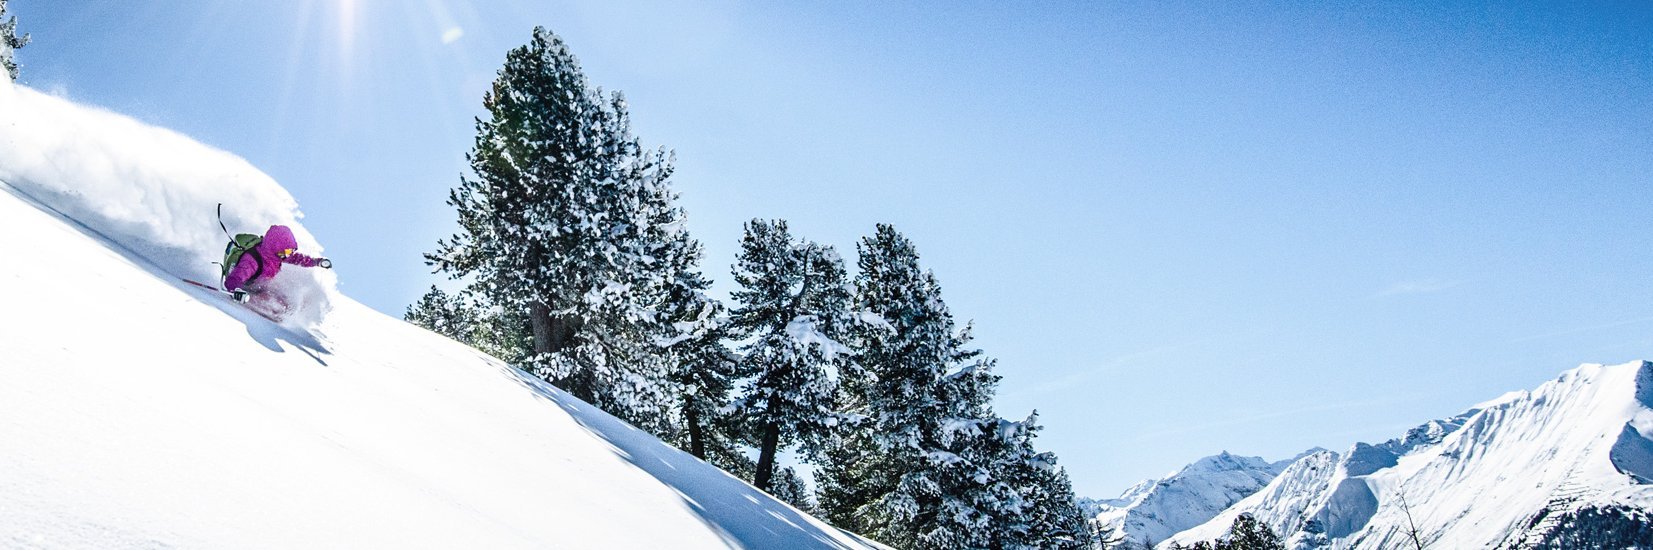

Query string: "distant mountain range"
[1083, 450, 1304, 547]
[1088, 360, 1653, 549]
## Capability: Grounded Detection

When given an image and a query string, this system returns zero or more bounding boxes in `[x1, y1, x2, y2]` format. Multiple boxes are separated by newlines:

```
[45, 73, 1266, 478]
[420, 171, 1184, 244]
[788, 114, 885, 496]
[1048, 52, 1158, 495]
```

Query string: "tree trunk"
[754, 419, 781, 492]
[529, 301, 556, 355]
[529, 300, 588, 398]
[685, 403, 706, 459]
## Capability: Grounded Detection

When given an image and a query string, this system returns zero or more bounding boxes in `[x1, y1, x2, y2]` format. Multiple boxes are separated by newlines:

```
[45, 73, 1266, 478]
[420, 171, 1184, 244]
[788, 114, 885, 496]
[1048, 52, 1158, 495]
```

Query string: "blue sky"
[12, 1, 1652, 497]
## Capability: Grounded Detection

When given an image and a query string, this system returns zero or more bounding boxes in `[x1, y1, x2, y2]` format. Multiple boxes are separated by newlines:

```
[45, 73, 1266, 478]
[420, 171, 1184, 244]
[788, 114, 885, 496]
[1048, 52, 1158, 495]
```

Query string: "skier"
[222, 224, 332, 304]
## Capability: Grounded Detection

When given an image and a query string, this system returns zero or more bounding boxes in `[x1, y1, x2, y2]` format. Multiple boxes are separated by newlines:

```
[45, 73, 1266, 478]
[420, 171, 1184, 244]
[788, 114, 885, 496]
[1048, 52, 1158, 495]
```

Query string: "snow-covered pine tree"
[1, 0, 28, 81]
[404, 286, 532, 365]
[817, 223, 1017, 549]
[814, 426, 887, 534]
[1018, 458, 1095, 549]
[405, 286, 477, 343]
[771, 465, 820, 514]
[584, 106, 692, 436]
[656, 231, 746, 460]
[1174, 514, 1285, 550]
[426, 27, 684, 428]
[1220, 514, 1285, 550]
[727, 219, 855, 492]
[990, 412, 1095, 549]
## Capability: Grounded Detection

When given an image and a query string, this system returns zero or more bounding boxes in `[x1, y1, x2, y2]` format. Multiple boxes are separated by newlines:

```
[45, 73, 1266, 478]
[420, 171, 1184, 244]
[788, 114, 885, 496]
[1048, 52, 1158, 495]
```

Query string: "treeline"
[1168, 515, 1285, 550]
[406, 27, 1093, 549]
[1527, 505, 1653, 549]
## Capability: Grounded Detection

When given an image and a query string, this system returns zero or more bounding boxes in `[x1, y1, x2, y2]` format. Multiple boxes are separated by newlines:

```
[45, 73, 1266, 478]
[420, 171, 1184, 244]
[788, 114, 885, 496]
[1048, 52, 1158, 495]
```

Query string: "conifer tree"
[657, 236, 745, 460]
[814, 224, 1098, 549]
[405, 286, 477, 342]
[1176, 514, 1285, 550]
[1, 0, 28, 82]
[427, 27, 683, 426]
[405, 286, 532, 365]
[987, 412, 1095, 549]
[770, 465, 820, 514]
[1220, 514, 1284, 550]
[1017, 456, 1095, 548]
[818, 224, 1012, 548]
[727, 219, 854, 492]
[814, 426, 886, 533]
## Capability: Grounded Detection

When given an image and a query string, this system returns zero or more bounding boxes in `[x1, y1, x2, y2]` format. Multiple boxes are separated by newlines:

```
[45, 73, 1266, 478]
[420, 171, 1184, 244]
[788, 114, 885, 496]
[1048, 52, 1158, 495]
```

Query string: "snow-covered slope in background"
[0, 79, 875, 548]
[1164, 361, 1653, 549]
[1087, 451, 1299, 547]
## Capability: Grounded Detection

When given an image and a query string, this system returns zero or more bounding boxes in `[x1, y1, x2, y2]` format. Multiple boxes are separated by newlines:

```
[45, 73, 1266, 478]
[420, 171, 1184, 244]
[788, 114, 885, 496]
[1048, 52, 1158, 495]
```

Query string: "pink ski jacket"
[223, 225, 322, 292]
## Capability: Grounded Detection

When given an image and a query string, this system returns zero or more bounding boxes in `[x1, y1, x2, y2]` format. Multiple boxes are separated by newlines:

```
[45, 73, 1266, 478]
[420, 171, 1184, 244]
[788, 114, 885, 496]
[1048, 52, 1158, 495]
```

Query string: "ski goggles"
[278, 248, 296, 258]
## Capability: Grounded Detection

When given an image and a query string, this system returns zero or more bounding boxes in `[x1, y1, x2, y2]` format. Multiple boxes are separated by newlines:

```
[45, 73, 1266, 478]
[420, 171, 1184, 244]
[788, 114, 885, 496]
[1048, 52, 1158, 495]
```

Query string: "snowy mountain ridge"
[1164, 360, 1653, 549]
[1087, 450, 1300, 547]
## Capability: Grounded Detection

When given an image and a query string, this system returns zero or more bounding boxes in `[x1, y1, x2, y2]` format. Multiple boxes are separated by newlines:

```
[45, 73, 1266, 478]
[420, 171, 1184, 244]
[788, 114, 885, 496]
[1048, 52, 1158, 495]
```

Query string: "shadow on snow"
[0, 180, 331, 365]
[494, 363, 870, 550]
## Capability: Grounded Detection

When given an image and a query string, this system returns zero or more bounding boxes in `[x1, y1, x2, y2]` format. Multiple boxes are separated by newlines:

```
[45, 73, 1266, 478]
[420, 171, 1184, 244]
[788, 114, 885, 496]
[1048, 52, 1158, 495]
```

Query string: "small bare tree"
[1396, 483, 1427, 550]
[1089, 520, 1126, 549]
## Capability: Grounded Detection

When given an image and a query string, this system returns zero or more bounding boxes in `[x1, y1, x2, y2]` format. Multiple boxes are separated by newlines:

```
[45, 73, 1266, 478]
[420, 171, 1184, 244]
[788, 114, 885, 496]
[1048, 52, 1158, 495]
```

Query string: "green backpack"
[221, 233, 265, 281]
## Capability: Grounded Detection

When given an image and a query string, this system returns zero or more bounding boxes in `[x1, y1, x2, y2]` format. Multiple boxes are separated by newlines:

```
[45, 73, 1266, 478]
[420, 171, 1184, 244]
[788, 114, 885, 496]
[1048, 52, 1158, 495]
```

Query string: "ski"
[179, 277, 282, 323]
[180, 277, 232, 296]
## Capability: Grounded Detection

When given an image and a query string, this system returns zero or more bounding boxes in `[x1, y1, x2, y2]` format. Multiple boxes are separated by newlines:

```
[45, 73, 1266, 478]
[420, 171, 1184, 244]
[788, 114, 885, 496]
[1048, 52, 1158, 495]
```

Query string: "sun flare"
[336, 0, 358, 60]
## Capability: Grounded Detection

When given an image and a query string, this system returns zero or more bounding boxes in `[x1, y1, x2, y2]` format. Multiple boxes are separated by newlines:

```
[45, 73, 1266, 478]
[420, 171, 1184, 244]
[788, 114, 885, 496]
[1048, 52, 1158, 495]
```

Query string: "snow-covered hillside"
[1164, 361, 1653, 549]
[0, 80, 876, 548]
[0, 80, 333, 328]
[1088, 451, 1300, 548]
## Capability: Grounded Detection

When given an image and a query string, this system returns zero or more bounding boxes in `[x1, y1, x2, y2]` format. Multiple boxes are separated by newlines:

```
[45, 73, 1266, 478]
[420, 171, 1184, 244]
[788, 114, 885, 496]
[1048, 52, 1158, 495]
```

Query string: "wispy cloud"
[441, 27, 464, 45]
[1375, 279, 1463, 297]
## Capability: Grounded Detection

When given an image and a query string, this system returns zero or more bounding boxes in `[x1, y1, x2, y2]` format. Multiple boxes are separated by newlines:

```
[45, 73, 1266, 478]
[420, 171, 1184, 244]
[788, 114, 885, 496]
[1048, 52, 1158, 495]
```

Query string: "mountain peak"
[1165, 360, 1653, 549]
[1093, 450, 1303, 546]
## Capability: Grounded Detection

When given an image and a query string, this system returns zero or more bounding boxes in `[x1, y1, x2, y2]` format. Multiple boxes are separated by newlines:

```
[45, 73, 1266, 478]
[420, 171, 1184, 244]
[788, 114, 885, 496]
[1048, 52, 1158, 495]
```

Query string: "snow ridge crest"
[1163, 360, 1653, 550]
[1091, 450, 1296, 547]
[1634, 359, 1653, 409]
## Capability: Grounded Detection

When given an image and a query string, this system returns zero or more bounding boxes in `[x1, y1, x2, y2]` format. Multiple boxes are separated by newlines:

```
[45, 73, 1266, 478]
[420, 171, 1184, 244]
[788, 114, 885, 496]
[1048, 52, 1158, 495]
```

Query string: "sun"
[336, 0, 358, 61]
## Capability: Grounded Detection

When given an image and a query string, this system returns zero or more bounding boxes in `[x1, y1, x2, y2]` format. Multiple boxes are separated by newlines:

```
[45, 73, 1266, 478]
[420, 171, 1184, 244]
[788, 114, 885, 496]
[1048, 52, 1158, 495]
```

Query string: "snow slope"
[1164, 361, 1653, 549]
[0, 80, 333, 328]
[0, 80, 876, 548]
[1089, 451, 1299, 547]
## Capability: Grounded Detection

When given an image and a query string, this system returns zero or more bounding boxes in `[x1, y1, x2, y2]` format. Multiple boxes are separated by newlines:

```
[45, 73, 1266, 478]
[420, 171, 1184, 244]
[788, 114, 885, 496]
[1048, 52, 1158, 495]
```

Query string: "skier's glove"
[231, 289, 249, 304]
[318, 258, 333, 269]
